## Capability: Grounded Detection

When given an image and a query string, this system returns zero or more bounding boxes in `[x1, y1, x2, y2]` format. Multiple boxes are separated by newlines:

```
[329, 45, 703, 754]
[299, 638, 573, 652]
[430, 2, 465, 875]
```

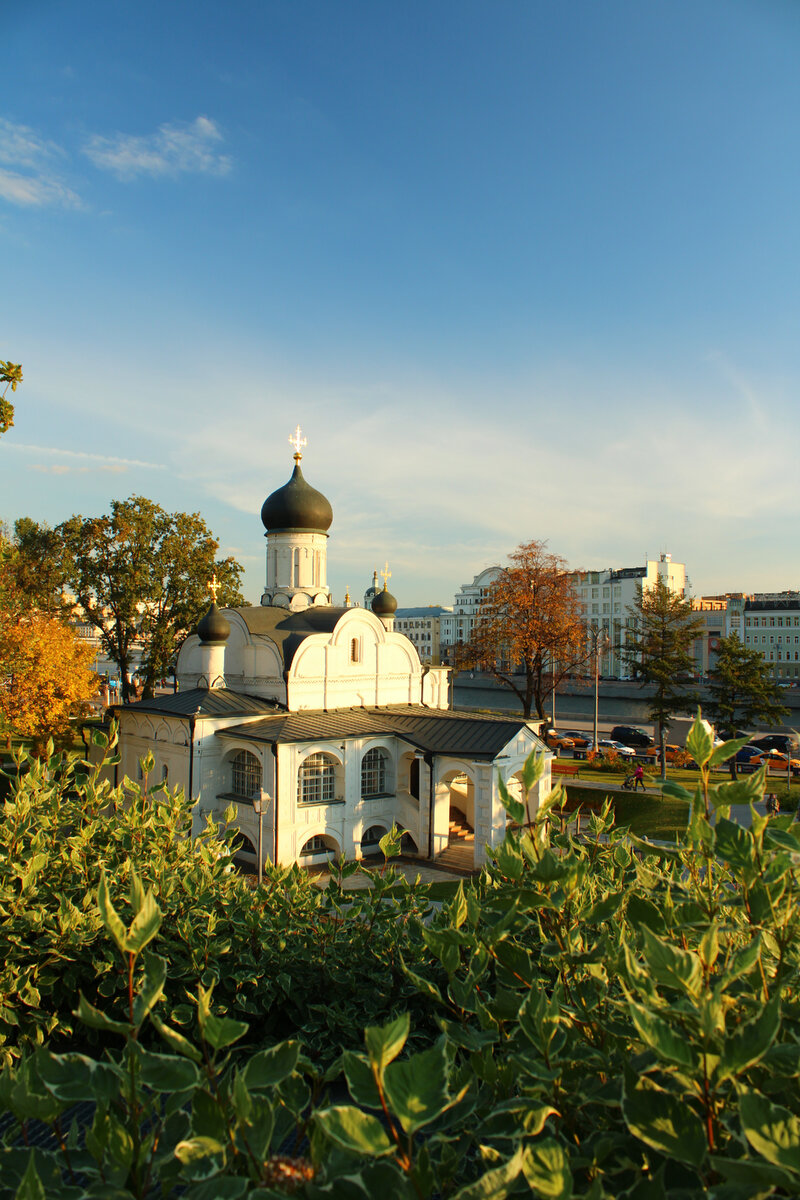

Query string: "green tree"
[706, 632, 788, 772]
[59, 496, 244, 701]
[623, 575, 705, 777]
[0, 360, 22, 436]
[10, 517, 72, 614]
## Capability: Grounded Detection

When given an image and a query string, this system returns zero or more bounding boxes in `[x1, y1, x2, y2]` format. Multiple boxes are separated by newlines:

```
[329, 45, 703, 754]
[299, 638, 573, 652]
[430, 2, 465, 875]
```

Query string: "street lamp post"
[589, 627, 610, 750]
[252, 791, 271, 887]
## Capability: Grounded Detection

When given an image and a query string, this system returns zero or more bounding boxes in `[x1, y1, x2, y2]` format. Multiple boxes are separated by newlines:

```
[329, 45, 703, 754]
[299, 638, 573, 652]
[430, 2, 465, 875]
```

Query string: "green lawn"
[559, 784, 690, 839]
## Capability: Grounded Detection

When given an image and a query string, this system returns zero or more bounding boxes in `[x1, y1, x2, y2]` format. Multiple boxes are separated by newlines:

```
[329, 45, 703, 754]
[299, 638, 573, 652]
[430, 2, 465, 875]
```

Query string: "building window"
[362, 747, 390, 797]
[300, 835, 332, 856]
[161, 764, 169, 784]
[231, 750, 262, 800]
[298, 753, 336, 805]
[361, 825, 384, 847]
[350, 638, 361, 663]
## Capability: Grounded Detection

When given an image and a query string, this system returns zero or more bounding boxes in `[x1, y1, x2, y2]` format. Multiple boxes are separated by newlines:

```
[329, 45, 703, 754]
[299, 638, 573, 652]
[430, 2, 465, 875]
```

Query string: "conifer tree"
[623, 576, 705, 777]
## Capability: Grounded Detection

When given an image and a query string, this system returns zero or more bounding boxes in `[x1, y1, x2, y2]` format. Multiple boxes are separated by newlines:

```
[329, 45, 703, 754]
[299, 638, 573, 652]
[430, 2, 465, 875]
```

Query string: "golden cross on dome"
[381, 561, 392, 590]
[289, 425, 307, 460]
[207, 573, 220, 604]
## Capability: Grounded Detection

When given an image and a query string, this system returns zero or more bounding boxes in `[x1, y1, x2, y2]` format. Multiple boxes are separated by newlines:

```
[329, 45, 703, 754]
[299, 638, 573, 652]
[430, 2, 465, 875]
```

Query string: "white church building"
[115, 432, 549, 870]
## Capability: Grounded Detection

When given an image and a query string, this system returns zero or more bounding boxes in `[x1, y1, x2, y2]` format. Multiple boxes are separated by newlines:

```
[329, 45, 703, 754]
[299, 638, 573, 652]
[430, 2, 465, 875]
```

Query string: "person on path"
[633, 763, 646, 792]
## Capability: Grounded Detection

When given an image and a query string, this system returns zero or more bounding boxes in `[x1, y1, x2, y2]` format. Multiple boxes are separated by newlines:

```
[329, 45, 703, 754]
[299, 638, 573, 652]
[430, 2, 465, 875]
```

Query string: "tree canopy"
[0, 360, 22, 437]
[58, 496, 245, 701]
[458, 540, 588, 718]
[623, 575, 704, 769]
[706, 631, 788, 735]
[0, 530, 97, 748]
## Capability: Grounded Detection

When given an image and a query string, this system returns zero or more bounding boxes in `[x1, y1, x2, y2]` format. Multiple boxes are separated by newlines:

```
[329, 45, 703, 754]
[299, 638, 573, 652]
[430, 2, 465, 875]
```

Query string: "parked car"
[587, 739, 637, 758]
[560, 729, 591, 748]
[750, 734, 798, 755]
[643, 744, 686, 764]
[762, 749, 800, 776]
[610, 725, 655, 749]
[733, 746, 768, 772]
[545, 731, 575, 752]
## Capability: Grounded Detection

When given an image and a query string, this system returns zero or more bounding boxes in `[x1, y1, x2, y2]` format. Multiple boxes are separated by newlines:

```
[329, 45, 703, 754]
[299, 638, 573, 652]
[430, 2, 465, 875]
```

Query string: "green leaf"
[714, 818, 758, 876]
[97, 871, 128, 955]
[686, 711, 714, 768]
[74, 993, 130, 1035]
[740, 1091, 800, 1172]
[627, 999, 695, 1068]
[14, 1152, 46, 1200]
[718, 997, 780, 1083]
[197, 985, 248, 1052]
[126, 887, 162, 953]
[640, 925, 703, 995]
[497, 771, 524, 825]
[399, 955, 445, 1005]
[383, 1042, 456, 1134]
[622, 1074, 707, 1168]
[342, 1051, 382, 1109]
[35, 1051, 121, 1104]
[140, 1048, 200, 1093]
[521, 748, 545, 793]
[708, 737, 752, 768]
[151, 1012, 203, 1063]
[364, 1013, 410, 1077]
[132, 952, 167, 1027]
[422, 928, 461, 975]
[242, 1041, 301, 1090]
[450, 1145, 524, 1199]
[522, 1138, 573, 1199]
[448, 881, 468, 930]
[584, 891, 623, 924]
[175, 1136, 227, 1164]
[315, 1105, 393, 1157]
[661, 779, 693, 801]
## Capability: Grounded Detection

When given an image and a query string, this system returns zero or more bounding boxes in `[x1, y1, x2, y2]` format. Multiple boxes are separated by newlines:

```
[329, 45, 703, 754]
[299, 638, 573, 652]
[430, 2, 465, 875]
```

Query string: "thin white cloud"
[8, 443, 163, 469]
[30, 463, 127, 475]
[0, 168, 80, 208]
[0, 118, 80, 208]
[83, 116, 231, 180]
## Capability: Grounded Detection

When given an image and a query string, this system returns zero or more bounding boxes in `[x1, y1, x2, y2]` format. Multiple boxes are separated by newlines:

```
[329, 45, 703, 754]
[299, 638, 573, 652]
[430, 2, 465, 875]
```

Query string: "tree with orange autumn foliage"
[0, 533, 97, 749]
[456, 540, 588, 719]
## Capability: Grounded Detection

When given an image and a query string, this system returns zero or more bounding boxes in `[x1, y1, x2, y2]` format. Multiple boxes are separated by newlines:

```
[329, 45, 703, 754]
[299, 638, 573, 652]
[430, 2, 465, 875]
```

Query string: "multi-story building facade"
[740, 593, 800, 682]
[571, 555, 689, 678]
[690, 596, 729, 679]
[439, 568, 500, 662]
[394, 607, 453, 664]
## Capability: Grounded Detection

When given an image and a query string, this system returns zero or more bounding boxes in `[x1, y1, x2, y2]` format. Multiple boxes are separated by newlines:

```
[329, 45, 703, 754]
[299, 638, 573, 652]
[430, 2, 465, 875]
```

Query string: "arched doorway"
[433, 766, 477, 870]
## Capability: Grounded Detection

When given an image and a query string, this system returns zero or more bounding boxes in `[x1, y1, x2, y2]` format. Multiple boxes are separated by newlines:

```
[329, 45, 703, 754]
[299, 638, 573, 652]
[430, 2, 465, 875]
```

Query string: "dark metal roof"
[117, 688, 284, 719]
[217, 704, 540, 759]
[233, 606, 350, 670]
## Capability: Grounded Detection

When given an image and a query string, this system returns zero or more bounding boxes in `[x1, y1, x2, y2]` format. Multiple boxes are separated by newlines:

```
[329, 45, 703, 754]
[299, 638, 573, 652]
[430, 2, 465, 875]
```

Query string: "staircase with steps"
[435, 808, 477, 874]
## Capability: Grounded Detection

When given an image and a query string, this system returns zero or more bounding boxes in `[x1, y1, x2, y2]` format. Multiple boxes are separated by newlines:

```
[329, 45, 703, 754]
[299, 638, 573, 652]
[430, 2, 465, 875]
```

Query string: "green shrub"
[0, 730, 438, 1067]
[3, 715, 800, 1197]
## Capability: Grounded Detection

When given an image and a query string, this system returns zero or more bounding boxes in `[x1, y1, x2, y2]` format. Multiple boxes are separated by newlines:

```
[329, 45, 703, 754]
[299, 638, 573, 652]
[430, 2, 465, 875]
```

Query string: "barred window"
[298, 753, 336, 805]
[361, 825, 384, 847]
[231, 750, 262, 799]
[361, 748, 389, 797]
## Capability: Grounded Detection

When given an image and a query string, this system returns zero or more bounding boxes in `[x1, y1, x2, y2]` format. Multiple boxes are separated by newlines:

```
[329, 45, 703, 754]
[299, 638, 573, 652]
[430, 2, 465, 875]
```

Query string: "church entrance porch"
[432, 769, 477, 872]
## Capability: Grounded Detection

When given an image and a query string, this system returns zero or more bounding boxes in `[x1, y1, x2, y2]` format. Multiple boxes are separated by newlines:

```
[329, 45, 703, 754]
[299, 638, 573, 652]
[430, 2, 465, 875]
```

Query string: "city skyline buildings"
[3, 2, 800, 608]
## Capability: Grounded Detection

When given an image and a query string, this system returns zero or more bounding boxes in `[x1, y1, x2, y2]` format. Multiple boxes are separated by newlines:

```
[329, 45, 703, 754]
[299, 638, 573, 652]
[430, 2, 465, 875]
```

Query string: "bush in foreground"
[2, 716, 800, 1196]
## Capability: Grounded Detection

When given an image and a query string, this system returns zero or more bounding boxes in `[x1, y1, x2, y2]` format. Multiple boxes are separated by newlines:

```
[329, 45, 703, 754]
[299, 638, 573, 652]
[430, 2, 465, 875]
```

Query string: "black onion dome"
[372, 588, 397, 617]
[197, 603, 231, 645]
[260, 462, 333, 533]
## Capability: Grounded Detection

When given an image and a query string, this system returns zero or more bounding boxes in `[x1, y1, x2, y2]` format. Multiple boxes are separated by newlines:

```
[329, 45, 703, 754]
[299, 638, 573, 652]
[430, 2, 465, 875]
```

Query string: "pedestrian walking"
[633, 764, 646, 792]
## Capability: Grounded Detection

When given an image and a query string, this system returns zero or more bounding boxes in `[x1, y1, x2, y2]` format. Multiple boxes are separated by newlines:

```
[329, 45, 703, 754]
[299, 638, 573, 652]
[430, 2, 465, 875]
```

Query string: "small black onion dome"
[197, 602, 230, 645]
[261, 462, 333, 533]
[372, 587, 397, 617]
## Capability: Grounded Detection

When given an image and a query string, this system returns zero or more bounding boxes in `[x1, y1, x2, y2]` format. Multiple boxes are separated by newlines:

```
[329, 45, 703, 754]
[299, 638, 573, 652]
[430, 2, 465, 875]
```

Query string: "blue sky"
[3, 0, 800, 606]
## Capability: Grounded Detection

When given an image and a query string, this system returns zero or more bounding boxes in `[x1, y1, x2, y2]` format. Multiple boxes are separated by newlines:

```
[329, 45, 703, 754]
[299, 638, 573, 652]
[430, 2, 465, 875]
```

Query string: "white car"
[587, 739, 637, 758]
